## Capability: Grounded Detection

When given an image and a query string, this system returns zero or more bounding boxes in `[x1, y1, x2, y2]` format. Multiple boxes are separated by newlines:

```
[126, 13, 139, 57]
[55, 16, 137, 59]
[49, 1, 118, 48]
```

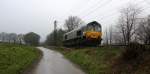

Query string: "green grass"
[48, 45, 150, 74]
[0, 43, 40, 74]
[54, 47, 122, 74]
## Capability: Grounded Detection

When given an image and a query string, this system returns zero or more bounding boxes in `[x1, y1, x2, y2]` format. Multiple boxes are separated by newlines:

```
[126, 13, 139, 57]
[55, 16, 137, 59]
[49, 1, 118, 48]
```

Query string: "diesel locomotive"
[63, 21, 102, 46]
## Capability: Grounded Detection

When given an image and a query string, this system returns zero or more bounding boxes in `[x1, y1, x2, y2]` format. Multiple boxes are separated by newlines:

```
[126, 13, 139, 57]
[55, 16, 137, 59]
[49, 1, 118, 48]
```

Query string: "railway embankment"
[47, 44, 150, 74]
[46, 46, 123, 74]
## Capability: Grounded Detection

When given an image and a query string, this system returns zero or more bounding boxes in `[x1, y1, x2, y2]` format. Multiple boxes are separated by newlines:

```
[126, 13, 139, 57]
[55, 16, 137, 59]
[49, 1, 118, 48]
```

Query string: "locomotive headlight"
[83, 32, 86, 36]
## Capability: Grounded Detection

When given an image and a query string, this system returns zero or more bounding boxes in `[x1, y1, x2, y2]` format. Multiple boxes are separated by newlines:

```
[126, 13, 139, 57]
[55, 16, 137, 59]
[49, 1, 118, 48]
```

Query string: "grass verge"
[0, 43, 41, 74]
[47, 46, 122, 74]
[47, 45, 150, 74]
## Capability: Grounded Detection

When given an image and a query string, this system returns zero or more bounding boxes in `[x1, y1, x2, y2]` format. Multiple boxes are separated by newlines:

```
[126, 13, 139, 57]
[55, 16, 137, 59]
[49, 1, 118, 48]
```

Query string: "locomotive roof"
[87, 21, 101, 27]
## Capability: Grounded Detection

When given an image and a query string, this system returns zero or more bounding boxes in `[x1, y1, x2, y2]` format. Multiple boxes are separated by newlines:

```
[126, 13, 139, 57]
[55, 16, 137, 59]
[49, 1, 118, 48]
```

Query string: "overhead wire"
[57, 0, 93, 27]
[62, 0, 149, 24]
[96, 0, 148, 22]
[81, 0, 113, 19]
[53, 0, 150, 30]
[78, 0, 150, 30]
[143, 0, 150, 5]
[76, 0, 105, 16]
[59, 0, 93, 20]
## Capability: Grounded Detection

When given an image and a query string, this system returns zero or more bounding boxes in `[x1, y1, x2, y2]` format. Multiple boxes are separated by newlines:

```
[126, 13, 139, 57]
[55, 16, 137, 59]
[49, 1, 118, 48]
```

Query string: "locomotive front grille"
[84, 31, 102, 40]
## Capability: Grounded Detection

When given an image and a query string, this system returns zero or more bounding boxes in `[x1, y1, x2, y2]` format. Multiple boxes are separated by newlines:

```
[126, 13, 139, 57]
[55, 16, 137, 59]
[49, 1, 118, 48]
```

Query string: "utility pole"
[54, 20, 57, 31]
[105, 28, 109, 45]
[148, 15, 150, 25]
[148, 15, 150, 44]
[54, 20, 57, 46]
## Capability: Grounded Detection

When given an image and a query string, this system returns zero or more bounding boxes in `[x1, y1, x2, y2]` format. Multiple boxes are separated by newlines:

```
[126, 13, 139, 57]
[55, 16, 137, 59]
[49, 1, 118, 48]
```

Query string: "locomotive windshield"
[86, 23, 101, 31]
[95, 25, 101, 31]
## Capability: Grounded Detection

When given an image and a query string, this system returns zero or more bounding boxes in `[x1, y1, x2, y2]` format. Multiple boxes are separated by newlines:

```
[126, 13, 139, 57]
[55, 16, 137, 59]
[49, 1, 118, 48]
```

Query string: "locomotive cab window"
[95, 25, 101, 31]
[65, 35, 67, 39]
[87, 25, 94, 31]
[77, 30, 82, 36]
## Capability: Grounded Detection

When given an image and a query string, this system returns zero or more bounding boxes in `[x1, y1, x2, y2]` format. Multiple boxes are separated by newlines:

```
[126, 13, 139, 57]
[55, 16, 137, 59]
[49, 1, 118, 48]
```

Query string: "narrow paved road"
[30, 47, 85, 74]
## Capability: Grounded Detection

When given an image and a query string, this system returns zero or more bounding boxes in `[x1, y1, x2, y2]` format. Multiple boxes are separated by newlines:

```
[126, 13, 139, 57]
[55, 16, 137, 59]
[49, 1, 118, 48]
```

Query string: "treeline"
[45, 29, 66, 46]
[0, 32, 40, 46]
[0, 32, 24, 44]
[45, 16, 84, 46]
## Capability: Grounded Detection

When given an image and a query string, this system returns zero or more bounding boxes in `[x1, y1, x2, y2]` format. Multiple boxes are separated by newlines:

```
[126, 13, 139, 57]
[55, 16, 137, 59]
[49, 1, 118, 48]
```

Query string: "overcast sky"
[0, 0, 150, 41]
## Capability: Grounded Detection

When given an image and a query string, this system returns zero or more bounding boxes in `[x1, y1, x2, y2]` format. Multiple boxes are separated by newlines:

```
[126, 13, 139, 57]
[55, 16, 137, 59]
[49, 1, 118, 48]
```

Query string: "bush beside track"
[112, 43, 150, 74]
[0, 43, 41, 74]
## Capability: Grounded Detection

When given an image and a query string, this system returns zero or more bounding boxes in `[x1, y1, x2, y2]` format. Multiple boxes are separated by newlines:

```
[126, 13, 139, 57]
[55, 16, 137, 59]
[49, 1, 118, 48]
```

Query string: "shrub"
[122, 43, 146, 62]
[112, 42, 149, 73]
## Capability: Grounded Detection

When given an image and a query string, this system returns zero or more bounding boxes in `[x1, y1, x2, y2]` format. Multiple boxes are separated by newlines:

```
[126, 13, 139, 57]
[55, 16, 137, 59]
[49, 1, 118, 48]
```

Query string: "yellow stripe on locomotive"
[84, 31, 102, 40]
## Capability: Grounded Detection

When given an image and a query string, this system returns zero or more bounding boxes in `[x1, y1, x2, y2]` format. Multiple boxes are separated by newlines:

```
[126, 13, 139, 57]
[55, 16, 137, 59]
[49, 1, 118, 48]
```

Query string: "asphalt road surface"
[30, 47, 85, 74]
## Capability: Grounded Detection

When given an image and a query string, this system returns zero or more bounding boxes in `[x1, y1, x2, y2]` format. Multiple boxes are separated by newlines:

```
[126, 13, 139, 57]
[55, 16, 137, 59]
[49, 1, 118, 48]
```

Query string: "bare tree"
[9, 33, 17, 43]
[0, 32, 7, 42]
[64, 16, 84, 31]
[117, 4, 142, 45]
[113, 31, 124, 45]
[17, 34, 24, 44]
[136, 15, 150, 44]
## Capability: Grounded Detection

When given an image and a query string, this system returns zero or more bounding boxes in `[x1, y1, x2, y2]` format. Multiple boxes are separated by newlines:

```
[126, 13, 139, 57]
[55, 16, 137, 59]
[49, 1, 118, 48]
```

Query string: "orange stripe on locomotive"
[84, 31, 102, 40]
